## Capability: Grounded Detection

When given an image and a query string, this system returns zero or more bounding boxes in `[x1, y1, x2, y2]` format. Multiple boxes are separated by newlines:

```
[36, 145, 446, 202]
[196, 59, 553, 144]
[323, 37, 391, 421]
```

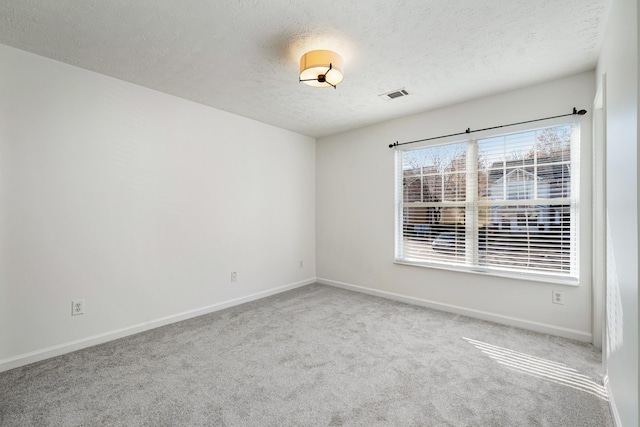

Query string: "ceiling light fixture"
[299, 50, 343, 89]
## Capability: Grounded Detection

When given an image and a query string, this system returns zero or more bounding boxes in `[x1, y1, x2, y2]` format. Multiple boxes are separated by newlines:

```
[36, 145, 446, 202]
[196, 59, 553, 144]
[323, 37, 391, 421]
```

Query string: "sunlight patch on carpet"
[463, 337, 608, 401]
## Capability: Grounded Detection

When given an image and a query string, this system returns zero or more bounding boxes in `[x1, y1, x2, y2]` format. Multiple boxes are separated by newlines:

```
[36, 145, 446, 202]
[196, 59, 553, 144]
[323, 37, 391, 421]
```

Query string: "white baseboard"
[603, 375, 622, 426]
[0, 278, 315, 373]
[317, 277, 592, 343]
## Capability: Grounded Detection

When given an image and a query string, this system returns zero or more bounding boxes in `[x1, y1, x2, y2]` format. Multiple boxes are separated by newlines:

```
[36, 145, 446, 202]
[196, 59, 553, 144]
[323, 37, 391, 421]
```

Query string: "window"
[395, 121, 579, 282]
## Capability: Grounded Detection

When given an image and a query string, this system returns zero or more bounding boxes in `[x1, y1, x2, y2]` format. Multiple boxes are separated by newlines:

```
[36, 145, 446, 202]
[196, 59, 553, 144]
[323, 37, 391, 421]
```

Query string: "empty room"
[0, 0, 637, 426]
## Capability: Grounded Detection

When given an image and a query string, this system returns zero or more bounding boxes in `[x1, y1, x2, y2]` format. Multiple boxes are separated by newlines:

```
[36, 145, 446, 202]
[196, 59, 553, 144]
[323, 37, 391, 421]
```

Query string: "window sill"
[394, 259, 579, 287]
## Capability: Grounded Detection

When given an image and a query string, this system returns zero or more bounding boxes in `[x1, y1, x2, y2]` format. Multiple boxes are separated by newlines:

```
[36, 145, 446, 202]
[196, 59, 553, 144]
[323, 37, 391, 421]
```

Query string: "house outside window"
[395, 121, 579, 283]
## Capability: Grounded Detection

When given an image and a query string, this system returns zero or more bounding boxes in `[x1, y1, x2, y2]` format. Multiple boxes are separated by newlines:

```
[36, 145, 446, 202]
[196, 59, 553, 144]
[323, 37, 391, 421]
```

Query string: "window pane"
[443, 172, 466, 201]
[503, 167, 535, 200]
[478, 204, 572, 274]
[423, 174, 443, 202]
[536, 126, 571, 163]
[539, 164, 570, 198]
[478, 124, 571, 201]
[402, 211, 467, 264]
[403, 176, 422, 202]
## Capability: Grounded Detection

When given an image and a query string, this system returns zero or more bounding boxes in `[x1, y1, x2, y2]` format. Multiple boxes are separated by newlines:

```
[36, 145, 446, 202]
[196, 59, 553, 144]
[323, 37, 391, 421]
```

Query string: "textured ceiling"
[0, 0, 610, 137]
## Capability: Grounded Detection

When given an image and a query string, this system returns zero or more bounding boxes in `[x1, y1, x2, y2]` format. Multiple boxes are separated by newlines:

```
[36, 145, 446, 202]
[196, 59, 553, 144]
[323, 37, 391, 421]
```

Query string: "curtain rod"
[388, 107, 587, 149]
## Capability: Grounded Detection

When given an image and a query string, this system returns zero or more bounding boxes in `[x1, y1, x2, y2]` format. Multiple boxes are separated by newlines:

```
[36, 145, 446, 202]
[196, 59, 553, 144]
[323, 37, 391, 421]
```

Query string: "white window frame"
[394, 117, 580, 285]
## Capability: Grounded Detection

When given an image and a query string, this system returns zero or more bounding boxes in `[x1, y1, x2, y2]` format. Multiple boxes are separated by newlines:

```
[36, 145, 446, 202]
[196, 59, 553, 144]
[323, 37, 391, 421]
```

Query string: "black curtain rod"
[388, 107, 587, 149]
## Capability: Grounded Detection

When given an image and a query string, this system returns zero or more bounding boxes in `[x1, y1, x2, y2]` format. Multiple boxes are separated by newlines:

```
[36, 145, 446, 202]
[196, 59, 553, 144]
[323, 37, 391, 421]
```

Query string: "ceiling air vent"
[379, 88, 409, 100]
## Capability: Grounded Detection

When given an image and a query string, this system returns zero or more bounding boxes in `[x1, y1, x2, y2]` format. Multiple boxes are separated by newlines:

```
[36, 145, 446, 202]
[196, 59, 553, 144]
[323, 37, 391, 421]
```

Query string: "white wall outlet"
[231, 272, 237, 282]
[552, 290, 564, 305]
[72, 299, 85, 316]
[299, 260, 303, 268]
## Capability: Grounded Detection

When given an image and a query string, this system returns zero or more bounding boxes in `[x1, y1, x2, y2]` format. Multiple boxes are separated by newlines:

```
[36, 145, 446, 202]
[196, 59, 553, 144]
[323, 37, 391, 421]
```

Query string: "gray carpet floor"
[0, 284, 613, 426]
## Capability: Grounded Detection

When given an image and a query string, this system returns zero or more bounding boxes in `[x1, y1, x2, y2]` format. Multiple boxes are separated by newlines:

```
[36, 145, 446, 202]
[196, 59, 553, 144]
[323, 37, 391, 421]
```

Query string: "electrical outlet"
[231, 272, 237, 282]
[299, 260, 303, 269]
[72, 299, 85, 316]
[552, 290, 564, 305]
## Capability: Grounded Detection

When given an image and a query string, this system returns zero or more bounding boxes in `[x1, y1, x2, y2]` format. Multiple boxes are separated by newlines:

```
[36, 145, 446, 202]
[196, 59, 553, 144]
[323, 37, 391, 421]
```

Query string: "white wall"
[596, 0, 639, 424]
[0, 44, 316, 370]
[317, 71, 595, 340]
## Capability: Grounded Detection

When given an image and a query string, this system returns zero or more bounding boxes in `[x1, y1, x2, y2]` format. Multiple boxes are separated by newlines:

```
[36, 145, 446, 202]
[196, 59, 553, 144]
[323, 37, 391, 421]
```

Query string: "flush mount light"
[299, 50, 344, 89]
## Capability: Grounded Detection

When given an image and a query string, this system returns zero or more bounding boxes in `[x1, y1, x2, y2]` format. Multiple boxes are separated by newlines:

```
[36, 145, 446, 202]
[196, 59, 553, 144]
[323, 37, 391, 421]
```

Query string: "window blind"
[395, 121, 579, 282]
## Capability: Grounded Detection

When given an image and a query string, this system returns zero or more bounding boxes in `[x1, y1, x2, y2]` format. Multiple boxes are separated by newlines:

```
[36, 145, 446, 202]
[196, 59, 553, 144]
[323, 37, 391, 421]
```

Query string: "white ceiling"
[0, 0, 610, 138]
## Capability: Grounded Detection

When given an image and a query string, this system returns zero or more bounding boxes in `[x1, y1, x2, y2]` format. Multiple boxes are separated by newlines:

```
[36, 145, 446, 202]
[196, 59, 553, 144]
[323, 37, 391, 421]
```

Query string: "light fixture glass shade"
[299, 50, 344, 88]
